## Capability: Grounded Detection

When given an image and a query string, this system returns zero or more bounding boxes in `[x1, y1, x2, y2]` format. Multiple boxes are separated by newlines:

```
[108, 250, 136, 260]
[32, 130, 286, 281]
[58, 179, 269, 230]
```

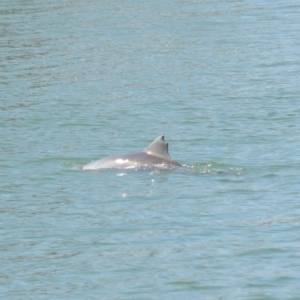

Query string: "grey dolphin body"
[83, 135, 181, 170]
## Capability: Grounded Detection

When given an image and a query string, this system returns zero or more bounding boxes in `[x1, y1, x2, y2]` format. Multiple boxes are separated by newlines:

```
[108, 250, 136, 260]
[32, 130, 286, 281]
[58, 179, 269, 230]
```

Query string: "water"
[1, 0, 300, 299]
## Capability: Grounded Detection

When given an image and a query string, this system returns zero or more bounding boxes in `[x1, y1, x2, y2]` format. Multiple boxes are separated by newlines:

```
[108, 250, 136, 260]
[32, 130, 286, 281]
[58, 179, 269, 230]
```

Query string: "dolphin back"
[83, 135, 181, 170]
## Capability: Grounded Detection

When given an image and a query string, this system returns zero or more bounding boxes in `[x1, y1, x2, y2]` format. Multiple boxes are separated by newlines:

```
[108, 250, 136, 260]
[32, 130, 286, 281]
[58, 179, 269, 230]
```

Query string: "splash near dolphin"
[83, 135, 182, 170]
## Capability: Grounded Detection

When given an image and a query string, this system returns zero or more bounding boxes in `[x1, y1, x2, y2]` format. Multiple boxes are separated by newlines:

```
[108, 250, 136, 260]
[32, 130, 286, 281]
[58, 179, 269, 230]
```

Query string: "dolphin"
[83, 135, 182, 170]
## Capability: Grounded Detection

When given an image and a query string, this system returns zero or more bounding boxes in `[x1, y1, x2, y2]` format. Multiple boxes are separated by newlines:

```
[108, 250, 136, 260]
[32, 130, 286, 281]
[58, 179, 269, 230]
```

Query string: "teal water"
[1, 0, 300, 299]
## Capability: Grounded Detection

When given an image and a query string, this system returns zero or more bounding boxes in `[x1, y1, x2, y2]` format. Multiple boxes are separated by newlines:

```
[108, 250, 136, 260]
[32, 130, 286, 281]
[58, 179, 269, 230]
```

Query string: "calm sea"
[1, 0, 300, 299]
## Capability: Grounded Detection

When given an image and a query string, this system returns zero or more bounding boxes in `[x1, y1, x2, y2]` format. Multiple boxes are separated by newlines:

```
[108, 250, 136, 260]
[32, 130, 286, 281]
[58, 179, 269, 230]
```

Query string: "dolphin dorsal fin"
[143, 135, 171, 159]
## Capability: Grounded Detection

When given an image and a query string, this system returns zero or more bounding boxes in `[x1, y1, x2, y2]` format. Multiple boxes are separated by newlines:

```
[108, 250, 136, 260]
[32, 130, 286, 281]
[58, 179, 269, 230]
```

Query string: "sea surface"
[1, 0, 300, 299]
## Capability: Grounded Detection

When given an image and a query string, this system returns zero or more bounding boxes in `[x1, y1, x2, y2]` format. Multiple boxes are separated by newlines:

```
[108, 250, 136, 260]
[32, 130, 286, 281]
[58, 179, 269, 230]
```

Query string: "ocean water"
[1, 0, 300, 299]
